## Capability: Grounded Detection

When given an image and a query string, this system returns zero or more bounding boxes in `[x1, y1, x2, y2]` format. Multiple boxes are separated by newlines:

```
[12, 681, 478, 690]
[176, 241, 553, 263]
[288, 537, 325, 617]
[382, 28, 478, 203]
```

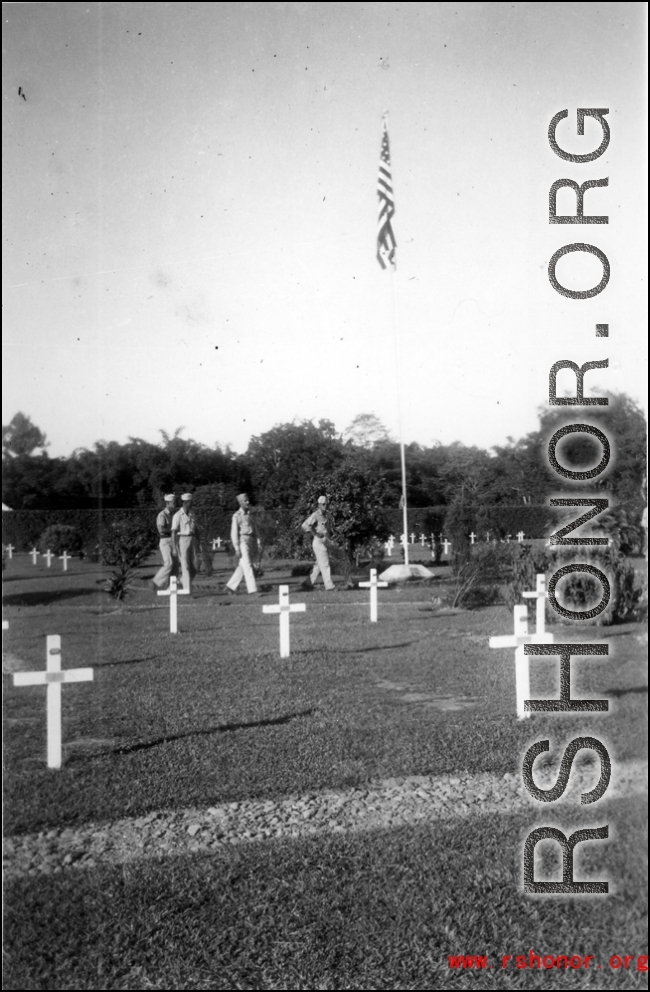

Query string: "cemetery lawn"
[3, 555, 648, 989]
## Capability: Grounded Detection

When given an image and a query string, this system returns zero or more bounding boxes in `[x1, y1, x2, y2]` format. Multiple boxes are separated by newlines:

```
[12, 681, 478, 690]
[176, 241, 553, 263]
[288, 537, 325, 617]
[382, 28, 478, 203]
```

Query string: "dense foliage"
[3, 395, 646, 557]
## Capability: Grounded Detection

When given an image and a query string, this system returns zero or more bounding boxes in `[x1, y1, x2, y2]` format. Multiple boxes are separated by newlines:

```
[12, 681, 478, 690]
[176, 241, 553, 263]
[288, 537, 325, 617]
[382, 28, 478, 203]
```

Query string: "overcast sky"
[2, 2, 646, 458]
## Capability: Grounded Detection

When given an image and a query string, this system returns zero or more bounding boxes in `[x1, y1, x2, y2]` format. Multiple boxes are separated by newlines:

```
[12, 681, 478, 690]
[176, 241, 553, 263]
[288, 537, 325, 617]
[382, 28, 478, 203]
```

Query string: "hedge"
[2, 504, 556, 555]
[0, 507, 234, 555]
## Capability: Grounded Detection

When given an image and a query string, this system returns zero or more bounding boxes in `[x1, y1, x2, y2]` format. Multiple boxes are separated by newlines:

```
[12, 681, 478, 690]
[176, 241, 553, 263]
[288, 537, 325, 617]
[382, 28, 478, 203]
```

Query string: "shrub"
[290, 563, 313, 577]
[99, 518, 157, 569]
[505, 543, 646, 625]
[579, 547, 646, 626]
[444, 496, 475, 569]
[104, 564, 136, 602]
[449, 543, 514, 608]
[504, 543, 554, 615]
[38, 524, 83, 556]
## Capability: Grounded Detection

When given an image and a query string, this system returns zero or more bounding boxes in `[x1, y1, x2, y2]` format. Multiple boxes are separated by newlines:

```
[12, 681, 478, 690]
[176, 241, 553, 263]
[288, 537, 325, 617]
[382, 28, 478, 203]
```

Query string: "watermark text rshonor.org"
[447, 952, 648, 972]
[521, 108, 614, 894]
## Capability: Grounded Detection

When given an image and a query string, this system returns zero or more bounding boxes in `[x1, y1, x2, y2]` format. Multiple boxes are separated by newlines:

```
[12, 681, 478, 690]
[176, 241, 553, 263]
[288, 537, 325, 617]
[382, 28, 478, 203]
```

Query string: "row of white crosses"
[26, 547, 72, 570]
[489, 574, 552, 720]
[469, 532, 526, 545]
[10, 569, 392, 769]
[263, 571, 389, 656]
[10, 529, 529, 564]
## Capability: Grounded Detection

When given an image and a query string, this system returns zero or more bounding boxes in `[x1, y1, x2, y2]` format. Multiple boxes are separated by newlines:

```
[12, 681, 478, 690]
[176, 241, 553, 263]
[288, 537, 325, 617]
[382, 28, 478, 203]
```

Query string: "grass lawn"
[3, 552, 648, 989]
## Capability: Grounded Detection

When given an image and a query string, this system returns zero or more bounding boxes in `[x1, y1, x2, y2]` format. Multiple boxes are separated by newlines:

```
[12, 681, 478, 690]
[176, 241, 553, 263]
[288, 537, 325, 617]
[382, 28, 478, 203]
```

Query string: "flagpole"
[391, 264, 409, 566]
[378, 110, 410, 570]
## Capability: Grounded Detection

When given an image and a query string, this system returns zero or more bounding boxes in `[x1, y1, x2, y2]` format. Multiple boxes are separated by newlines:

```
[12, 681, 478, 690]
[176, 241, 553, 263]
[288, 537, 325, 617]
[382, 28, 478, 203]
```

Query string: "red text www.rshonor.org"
[447, 952, 648, 972]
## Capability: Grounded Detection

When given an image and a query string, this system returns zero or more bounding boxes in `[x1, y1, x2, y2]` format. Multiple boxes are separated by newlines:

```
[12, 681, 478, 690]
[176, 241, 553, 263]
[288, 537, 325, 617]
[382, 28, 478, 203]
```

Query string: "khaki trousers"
[178, 535, 198, 590]
[153, 537, 175, 589]
[310, 537, 335, 590]
[226, 537, 257, 593]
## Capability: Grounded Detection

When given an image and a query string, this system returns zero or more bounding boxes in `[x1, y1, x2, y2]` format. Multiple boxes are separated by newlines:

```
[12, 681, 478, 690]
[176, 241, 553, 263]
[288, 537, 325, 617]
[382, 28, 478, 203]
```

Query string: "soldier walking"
[225, 493, 261, 595]
[152, 493, 177, 590]
[301, 495, 336, 591]
[171, 493, 201, 591]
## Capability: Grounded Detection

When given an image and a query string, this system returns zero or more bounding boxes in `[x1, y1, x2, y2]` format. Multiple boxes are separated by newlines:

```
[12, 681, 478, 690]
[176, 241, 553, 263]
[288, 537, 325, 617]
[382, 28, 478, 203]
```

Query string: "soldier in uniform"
[171, 493, 201, 591]
[152, 493, 177, 590]
[225, 493, 261, 595]
[301, 495, 336, 591]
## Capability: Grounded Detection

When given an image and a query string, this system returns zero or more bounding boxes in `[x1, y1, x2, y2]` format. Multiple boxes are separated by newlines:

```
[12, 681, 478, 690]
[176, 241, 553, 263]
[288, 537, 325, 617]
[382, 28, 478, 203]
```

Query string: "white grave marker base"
[379, 563, 434, 582]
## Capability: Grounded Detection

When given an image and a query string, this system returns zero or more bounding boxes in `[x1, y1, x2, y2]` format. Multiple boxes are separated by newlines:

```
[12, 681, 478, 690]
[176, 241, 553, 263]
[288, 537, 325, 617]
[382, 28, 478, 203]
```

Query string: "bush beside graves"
[505, 542, 646, 626]
[37, 524, 83, 556]
[2, 508, 153, 552]
[99, 517, 157, 569]
[448, 543, 514, 609]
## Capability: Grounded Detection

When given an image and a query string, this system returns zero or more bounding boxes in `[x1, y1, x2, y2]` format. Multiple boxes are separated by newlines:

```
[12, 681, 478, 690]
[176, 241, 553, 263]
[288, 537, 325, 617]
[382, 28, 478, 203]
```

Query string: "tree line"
[2, 398, 646, 550]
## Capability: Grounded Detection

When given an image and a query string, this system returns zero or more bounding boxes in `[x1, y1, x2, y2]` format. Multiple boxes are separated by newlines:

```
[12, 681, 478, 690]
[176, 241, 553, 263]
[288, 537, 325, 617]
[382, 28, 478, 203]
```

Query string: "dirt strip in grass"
[4, 759, 646, 878]
[4, 801, 647, 991]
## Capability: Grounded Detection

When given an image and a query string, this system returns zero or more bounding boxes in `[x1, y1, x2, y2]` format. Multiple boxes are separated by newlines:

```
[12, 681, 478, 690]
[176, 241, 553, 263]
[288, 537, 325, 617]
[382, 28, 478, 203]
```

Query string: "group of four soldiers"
[152, 492, 336, 595]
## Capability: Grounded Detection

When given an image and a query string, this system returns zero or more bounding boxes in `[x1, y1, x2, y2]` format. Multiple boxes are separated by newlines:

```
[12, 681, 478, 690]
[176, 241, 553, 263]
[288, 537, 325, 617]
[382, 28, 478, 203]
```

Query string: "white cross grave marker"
[13, 635, 93, 769]
[359, 568, 388, 623]
[263, 585, 306, 658]
[506, 534, 512, 544]
[523, 573, 549, 637]
[59, 550, 72, 572]
[43, 549, 55, 568]
[212, 537, 223, 551]
[410, 532, 416, 544]
[6, 544, 14, 559]
[442, 539, 452, 556]
[30, 547, 39, 565]
[420, 534, 426, 547]
[517, 531, 525, 542]
[489, 604, 554, 719]
[157, 576, 189, 634]
[470, 532, 477, 545]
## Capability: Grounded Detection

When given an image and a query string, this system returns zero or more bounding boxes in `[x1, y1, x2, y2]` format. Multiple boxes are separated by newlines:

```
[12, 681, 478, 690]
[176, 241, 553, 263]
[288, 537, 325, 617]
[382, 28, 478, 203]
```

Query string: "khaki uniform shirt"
[231, 508, 257, 553]
[171, 508, 199, 538]
[156, 508, 173, 538]
[302, 508, 329, 540]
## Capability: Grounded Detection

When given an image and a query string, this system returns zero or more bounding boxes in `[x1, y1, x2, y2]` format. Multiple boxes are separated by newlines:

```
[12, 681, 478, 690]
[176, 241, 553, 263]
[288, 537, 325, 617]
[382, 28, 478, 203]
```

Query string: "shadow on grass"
[295, 640, 423, 656]
[67, 707, 317, 759]
[96, 655, 161, 668]
[2, 588, 100, 607]
[602, 685, 648, 698]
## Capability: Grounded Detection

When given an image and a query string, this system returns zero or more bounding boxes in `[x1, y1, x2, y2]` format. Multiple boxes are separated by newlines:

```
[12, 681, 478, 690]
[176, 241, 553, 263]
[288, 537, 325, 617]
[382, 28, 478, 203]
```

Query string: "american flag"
[377, 118, 396, 269]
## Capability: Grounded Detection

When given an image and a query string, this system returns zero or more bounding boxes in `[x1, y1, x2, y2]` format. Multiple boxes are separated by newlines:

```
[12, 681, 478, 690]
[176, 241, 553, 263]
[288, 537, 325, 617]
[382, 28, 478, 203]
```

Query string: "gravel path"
[4, 760, 645, 878]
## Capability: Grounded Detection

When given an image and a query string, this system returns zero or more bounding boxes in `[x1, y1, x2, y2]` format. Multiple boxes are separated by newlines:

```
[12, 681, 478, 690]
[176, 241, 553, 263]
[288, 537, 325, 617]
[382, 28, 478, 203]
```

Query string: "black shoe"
[225, 587, 237, 596]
